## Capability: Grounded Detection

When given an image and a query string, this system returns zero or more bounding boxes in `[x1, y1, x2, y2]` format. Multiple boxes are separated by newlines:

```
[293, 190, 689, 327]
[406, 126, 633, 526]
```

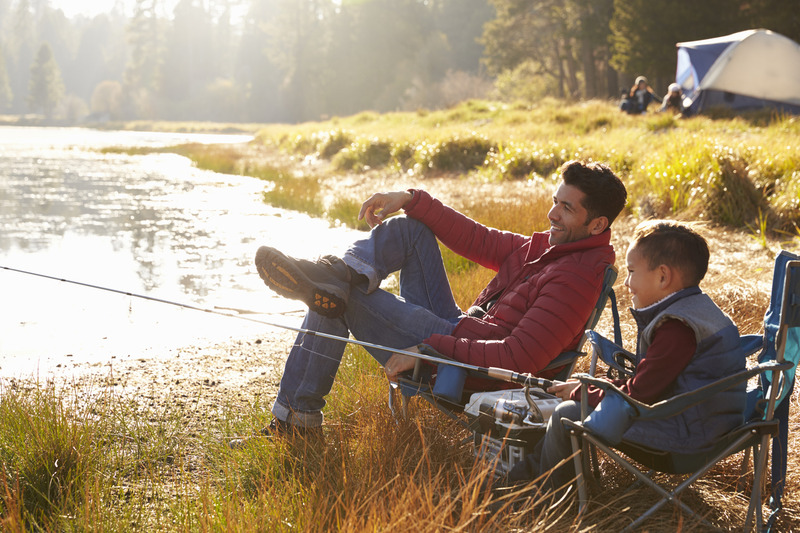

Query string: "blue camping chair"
[564, 250, 799, 531]
[388, 264, 620, 426]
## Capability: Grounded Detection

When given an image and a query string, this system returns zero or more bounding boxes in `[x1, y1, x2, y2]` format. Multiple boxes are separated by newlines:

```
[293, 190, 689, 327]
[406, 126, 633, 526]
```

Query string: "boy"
[504, 220, 746, 492]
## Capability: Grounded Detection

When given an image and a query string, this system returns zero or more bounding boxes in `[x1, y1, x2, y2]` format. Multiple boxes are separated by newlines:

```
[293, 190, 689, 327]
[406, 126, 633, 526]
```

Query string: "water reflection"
[0, 126, 360, 375]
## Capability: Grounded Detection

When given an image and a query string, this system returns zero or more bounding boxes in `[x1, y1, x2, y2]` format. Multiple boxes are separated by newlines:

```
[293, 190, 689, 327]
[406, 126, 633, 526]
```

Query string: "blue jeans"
[508, 400, 591, 492]
[272, 216, 464, 427]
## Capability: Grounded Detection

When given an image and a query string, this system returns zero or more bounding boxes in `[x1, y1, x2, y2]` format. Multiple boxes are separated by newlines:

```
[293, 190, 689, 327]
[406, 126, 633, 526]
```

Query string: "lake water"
[0, 126, 360, 377]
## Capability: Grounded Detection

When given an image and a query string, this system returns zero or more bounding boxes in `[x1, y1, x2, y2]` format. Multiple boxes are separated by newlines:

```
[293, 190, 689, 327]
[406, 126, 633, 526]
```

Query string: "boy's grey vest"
[622, 286, 746, 453]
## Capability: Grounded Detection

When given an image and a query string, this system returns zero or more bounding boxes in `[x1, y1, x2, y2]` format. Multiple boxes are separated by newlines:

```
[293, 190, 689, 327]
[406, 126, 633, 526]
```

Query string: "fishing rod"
[0, 265, 553, 390]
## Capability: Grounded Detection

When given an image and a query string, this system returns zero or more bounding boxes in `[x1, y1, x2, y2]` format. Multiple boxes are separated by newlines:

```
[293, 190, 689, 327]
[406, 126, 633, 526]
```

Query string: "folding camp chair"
[387, 264, 620, 474]
[563, 250, 799, 532]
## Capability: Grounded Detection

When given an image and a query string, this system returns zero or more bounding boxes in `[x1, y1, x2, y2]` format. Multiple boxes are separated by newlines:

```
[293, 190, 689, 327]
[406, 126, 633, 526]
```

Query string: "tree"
[610, 0, 743, 90]
[90, 79, 123, 118]
[27, 42, 64, 117]
[0, 46, 12, 110]
[325, 0, 451, 115]
[6, 0, 37, 113]
[266, 0, 335, 122]
[482, 0, 616, 99]
[740, 0, 800, 43]
[69, 14, 127, 104]
[235, 0, 288, 122]
[159, 0, 214, 104]
[432, 0, 495, 74]
[123, 0, 163, 118]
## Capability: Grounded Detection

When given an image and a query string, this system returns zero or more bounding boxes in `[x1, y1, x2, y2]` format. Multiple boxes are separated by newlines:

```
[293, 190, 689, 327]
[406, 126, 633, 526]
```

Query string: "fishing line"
[0, 264, 552, 388]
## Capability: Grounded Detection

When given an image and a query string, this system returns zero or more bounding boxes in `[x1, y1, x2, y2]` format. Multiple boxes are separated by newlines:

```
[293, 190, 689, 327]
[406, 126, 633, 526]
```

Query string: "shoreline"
[4, 328, 297, 434]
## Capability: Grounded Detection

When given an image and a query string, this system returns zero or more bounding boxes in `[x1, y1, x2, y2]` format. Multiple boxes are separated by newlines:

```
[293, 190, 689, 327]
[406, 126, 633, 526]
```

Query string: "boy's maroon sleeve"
[572, 319, 697, 407]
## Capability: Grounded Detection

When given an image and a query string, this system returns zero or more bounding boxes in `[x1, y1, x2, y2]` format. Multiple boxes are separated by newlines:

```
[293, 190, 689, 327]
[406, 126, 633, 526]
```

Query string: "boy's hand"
[358, 191, 413, 228]
[547, 379, 580, 401]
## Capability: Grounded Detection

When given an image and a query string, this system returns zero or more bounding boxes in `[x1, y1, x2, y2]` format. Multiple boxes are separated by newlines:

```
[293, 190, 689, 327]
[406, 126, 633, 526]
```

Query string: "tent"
[675, 29, 800, 115]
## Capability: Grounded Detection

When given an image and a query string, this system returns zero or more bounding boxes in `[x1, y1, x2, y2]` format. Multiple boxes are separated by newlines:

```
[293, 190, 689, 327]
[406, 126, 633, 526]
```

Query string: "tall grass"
[243, 99, 800, 233]
[124, 100, 799, 234]
[0, 383, 101, 528]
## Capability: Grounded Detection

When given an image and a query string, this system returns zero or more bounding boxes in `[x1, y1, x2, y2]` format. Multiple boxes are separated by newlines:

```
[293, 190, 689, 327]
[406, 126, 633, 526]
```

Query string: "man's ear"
[588, 216, 609, 235]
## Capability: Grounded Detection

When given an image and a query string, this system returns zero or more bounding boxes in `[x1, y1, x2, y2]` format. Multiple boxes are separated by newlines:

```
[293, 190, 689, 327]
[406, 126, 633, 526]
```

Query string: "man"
[244, 160, 627, 439]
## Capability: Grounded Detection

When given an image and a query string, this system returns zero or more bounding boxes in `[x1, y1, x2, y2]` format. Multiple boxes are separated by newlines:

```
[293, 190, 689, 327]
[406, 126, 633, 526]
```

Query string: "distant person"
[660, 83, 687, 115]
[625, 76, 660, 114]
[618, 89, 636, 114]
[498, 221, 746, 494]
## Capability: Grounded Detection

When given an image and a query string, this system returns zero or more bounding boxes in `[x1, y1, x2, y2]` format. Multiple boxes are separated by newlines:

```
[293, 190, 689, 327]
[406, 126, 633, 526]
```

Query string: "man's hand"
[358, 191, 414, 228]
[547, 379, 580, 401]
[384, 345, 420, 381]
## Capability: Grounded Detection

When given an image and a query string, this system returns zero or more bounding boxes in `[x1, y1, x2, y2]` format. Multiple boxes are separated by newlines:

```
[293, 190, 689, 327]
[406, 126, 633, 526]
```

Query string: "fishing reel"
[475, 381, 560, 431]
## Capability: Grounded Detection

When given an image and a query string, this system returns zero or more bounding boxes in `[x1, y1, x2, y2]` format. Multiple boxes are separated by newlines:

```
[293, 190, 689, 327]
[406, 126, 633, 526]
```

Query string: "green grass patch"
[262, 174, 323, 215]
[249, 98, 800, 235]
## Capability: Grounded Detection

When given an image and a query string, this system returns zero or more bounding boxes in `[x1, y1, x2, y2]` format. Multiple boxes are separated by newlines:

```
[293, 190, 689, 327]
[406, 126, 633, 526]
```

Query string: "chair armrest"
[572, 373, 647, 416]
[541, 350, 581, 372]
[579, 361, 791, 422]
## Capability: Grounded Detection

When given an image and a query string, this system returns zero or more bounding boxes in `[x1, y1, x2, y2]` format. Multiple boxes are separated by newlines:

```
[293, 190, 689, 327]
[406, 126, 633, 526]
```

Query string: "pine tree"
[0, 47, 13, 110]
[27, 42, 64, 117]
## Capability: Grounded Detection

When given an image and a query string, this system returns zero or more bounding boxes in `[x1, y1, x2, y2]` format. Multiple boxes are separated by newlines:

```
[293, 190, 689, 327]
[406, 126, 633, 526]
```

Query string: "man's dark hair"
[560, 160, 627, 226]
[632, 220, 710, 286]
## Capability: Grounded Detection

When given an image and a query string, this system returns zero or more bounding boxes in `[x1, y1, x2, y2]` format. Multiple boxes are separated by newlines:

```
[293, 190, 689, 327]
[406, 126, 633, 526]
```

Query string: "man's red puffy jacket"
[404, 189, 615, 379]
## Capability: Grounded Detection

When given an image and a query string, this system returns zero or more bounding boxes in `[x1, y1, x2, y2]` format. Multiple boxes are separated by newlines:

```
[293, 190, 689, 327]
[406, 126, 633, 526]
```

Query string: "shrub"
[413, 134, 494, 174]
[316, 129, 354, 159]
[482, 141, 566, 180]
[332, 137, 392, 172]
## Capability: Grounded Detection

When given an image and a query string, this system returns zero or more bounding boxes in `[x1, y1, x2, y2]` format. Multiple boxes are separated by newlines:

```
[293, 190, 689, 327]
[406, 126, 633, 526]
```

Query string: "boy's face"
[547, 183, 604, 246]
[624, 244, 665, 309]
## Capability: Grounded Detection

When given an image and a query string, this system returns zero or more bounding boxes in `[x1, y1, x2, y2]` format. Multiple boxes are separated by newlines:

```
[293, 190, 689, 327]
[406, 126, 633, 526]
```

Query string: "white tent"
[675, 29, 800, 115]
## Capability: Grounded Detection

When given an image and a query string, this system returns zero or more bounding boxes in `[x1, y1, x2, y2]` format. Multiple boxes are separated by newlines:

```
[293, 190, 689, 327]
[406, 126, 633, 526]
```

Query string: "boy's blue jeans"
[272, 216, 465, 427]
[508, 400, 593, 491]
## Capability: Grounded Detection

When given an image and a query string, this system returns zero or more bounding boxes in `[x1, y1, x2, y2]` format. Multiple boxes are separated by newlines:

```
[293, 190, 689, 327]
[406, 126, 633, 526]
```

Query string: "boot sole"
[255, 246, 346, 318]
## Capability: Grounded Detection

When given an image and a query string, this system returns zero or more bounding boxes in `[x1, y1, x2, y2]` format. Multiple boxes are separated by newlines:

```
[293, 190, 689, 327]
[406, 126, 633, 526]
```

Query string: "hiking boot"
[255, 246, 352, 318]
[228, 418, 323, 449]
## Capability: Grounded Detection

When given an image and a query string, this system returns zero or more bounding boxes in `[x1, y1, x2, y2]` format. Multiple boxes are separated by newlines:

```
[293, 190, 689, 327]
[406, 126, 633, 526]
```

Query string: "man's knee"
[379, 214, 433, 239]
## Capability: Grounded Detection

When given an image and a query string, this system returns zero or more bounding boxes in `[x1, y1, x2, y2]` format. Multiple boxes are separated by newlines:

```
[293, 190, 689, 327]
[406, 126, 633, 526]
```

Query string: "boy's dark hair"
[632, 220, 710, 286]
[560, 160, 627, 226]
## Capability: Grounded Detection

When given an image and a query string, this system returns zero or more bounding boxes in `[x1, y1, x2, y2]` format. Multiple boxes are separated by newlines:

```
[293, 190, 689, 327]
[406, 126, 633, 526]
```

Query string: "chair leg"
[388, 383, 410, 420]
[569, 430, 588, 515]
[388, 384, 399, 419]
[745, 433, 771, 532]
[738, 445, 752, 492]
[586, 436, 720, 532]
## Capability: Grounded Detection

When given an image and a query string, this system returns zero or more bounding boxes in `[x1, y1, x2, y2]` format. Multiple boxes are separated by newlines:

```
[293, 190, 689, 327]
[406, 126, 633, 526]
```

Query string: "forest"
[0, 0, 798, 125]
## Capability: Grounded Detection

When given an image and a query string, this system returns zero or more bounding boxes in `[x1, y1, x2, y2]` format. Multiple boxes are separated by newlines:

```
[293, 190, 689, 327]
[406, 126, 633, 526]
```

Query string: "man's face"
[547, 183, 596, 245]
